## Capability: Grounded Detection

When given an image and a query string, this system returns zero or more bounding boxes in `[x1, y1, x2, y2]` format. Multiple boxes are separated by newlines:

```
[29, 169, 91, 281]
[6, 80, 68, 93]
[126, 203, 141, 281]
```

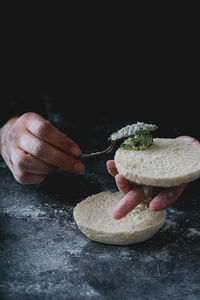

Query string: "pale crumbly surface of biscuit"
[73, 192, 166, 245]
[115, 138, 200, 187]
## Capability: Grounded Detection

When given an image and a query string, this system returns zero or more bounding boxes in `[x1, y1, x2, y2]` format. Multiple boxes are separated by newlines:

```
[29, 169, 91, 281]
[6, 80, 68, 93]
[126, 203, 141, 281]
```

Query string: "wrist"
[0, 116, 19, 156]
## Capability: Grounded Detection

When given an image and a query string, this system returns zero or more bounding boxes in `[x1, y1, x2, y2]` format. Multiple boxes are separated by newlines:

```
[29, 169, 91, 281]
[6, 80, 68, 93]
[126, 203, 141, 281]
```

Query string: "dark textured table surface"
[0, 117, 200, 300]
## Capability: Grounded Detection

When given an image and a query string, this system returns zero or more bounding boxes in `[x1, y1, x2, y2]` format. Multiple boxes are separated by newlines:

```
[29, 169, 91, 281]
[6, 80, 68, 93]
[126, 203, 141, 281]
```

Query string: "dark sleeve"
[0, 89, 47, 128]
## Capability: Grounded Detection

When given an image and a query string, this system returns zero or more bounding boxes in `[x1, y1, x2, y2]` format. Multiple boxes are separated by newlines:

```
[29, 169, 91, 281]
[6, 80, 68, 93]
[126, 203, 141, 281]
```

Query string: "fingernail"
[71, 146, 81, 156]
[73, 162, 84, 173]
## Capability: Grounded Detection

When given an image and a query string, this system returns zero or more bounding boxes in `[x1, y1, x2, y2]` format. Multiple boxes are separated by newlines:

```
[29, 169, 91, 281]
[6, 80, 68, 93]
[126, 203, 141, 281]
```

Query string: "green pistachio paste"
[109, 122, 158, 151]
[120, 130, 153, 150]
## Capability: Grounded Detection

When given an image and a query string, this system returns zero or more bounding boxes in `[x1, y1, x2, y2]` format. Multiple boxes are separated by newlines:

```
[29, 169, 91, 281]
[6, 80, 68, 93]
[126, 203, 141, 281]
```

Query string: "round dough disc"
[73, 191, 166, 245]
[115, 138, 200, 187]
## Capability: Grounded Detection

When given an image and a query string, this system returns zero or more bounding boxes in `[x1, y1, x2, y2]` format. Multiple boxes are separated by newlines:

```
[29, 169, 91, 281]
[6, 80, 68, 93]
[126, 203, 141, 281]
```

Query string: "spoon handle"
[80, 141, 116, 159]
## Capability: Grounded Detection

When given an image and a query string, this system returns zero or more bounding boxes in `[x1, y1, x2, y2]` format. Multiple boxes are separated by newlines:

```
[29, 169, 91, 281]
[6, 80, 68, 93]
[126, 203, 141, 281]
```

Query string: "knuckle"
[14, 170, 28, 184]
[20, 113, 50, 138]
[34, 120, 50, 138]
[20, 112, 38, 121]
[15, 155, 27, 170]
[33, 142, 45, 158]
[7, 129, 17, 144]
[11, 150, 28, 170]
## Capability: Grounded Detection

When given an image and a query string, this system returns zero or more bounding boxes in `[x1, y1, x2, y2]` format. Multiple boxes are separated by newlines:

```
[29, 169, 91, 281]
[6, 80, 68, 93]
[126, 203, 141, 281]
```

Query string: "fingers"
[5, 147, 54, 184]
[115, 173, 132, 194]
[176, 136, 200, 146]
[23, 113, 82, 156]
[148, 136, 199, 210]
[107, 160, 134, 194]
[1, 113, 85, 185]
[108, 136, 199, 216]
[107, 159, 153, 218]
[18, 132, 84, 173]
[8, 158, 47, 184]
[11, 147, 56, 174]
[150, 183, 188, 211]
[106, 160, 118, 176]
[113, 188, 147, 219]
[12, 166, 47, 184]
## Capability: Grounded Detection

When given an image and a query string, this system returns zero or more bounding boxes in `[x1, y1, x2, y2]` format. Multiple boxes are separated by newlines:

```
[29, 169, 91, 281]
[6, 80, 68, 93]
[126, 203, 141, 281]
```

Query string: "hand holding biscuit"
[107, 136, 200, 219]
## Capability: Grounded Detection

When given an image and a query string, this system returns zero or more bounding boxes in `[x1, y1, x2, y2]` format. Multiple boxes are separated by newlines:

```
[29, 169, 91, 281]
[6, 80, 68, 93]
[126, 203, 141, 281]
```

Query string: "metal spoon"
[80, 122, 158, 159]
[81, 140, 116, 158]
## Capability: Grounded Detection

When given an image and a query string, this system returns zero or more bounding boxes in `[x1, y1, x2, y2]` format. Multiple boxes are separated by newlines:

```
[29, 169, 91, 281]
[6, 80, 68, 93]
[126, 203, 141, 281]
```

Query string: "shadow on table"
[38, 170, 102, 205]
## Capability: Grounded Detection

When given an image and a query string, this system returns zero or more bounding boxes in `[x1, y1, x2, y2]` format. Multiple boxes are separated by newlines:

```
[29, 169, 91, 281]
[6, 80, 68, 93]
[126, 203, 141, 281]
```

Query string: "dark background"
[2, 87, 199, 148]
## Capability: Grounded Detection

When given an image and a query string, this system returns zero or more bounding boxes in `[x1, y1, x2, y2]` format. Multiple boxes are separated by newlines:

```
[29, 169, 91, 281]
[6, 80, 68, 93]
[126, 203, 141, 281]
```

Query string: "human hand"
[107, 136, 200, 219]
[0, 112, 84, 184]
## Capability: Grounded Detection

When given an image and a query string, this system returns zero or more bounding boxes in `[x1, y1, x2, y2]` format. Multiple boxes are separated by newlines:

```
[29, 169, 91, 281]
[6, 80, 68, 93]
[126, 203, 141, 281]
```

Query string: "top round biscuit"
[115, 138, 200, 187]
